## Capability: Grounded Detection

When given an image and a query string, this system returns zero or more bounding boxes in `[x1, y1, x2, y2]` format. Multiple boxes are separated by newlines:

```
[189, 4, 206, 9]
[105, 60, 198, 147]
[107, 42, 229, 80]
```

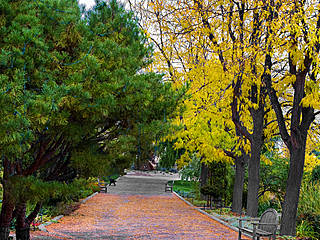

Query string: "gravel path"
[31, 171, 245, 239]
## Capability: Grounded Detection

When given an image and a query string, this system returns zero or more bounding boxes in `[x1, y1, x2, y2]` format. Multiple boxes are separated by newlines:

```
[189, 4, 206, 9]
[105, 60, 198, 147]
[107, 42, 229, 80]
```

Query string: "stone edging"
[80, 191, 99, 204]
[38, 191, 99, 232]
[38, 215, 64, 232]
[173, 192, 251, 238]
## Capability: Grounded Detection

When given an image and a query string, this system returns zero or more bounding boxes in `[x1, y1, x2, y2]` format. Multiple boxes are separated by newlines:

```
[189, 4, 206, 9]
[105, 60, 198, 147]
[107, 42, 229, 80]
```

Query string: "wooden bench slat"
[238, 208, 279, 240]
[239, 227, 273, 236]
[98, 182, 107, 193]
[165, 182, 173, 192]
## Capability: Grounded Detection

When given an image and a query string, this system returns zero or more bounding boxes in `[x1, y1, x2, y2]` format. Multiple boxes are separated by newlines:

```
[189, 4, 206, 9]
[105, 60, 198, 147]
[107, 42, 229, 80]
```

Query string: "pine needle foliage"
[0, 0, 183, 235]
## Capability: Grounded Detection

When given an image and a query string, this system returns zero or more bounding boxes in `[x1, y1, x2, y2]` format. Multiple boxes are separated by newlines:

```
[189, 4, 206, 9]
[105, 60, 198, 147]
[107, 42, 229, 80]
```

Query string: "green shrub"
[259, 149, 288, 204]
[200, 184, 222, 199]
[42, 178, 98, 217]
[206, 161, 233, 205]
[169, 180, 196, 193]
[296, 220, 320, 240]
[298, 181, 320, 218]
[258, 199, 281, 216]
[102, 174, 120, 185]
[298, 181, 320, 236]
[180, 154, 201, 181]
[191, 199, 207, 207]
[47, 201, 81, 216]
[89, 184, 101, 193]
[311, 165, 320, 183]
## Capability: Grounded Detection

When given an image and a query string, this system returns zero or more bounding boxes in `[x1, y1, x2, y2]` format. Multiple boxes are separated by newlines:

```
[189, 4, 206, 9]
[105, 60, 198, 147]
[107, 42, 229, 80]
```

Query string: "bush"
[200, 184, 222, 199]
[311, 165, 320, 183]
[42, 178, 99, 217]
[206, 161, 233, 205]
[170, 180, 199, 198]
[180, 154, 200, 181]
[191, 199, 207, 207]
[298, 181, 320, 237]
[296, 220, 320, 240]
[89, 183, 101, 193]
[48, 201, 81, 216]
[102, 174, 120, 185]
[258, 199, 281, 216]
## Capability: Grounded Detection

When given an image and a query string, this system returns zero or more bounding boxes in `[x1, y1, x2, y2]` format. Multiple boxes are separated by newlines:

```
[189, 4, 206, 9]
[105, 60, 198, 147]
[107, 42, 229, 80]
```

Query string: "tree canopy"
[128, 0, 320, 235]
[0, 0, 183, 238]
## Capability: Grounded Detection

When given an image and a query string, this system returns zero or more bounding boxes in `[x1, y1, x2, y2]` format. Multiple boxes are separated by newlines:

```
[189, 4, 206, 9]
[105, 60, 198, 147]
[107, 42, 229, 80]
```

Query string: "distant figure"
[109, 178, 116, 186]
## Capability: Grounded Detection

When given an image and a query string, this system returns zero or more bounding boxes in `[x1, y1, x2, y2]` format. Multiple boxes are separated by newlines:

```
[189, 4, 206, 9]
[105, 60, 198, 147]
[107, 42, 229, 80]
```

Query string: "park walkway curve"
[32, 171, 246, 239]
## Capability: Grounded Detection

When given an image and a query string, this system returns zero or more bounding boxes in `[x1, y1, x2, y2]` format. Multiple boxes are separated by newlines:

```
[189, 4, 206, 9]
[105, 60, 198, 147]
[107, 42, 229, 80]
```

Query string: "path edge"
[38, 191, 99, 232]
[173, 191, 251, 238]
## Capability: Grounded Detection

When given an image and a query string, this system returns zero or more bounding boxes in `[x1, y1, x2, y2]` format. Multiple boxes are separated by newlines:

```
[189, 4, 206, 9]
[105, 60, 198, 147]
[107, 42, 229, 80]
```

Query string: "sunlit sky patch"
[78, 0, 96, 9]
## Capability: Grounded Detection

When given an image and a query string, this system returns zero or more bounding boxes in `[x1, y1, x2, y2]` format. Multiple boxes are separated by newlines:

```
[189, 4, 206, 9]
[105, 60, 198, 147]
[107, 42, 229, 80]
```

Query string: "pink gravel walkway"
[32, 193, 247, 239]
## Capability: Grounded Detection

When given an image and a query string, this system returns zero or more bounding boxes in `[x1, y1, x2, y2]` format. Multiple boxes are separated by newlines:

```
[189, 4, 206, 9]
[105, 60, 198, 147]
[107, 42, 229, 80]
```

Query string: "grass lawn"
[168, 180, 198, 193]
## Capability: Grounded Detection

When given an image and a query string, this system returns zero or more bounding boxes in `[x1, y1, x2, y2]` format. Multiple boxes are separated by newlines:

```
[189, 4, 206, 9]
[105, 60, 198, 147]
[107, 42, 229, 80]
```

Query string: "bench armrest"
[238, 217, 260, 227]
[252, 222, 279, 234]
[252, 222, 279, 226]
[238, 217, 260, 221]
[238, 218, 259, 228]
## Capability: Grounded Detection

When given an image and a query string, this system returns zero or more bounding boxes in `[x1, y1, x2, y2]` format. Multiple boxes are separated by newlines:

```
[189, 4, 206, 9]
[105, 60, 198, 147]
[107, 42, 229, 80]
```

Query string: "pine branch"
[23, 135, 65, 176]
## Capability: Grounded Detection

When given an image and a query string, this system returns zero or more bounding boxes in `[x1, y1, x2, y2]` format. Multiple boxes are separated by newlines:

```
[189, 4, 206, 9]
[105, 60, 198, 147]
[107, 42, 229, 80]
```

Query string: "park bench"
[97, 176, 117, 192]
[165, 181, 173, 192]
[97, 179, 107, 193]
[238, 208, 280, 240]
[108, 177, 117, 186]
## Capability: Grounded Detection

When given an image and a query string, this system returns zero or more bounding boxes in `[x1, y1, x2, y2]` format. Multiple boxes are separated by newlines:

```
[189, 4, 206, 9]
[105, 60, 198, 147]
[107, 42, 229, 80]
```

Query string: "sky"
[78, 0, 96, 9]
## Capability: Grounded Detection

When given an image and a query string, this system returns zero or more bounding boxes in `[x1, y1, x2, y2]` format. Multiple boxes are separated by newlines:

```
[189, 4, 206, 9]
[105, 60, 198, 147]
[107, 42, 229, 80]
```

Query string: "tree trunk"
[246, 109, 264, 217]
[0, 227, 10, 240]
[0, 180, 15, 240]
[246, 144, 261, 217]
[16, 227, 30, 240]
[15, 203, 30, 240]
[280, 144, 306, 236]
[232, 154, 246, 214]
[200, 163, 208, 200]
[0, 200, 14, 240]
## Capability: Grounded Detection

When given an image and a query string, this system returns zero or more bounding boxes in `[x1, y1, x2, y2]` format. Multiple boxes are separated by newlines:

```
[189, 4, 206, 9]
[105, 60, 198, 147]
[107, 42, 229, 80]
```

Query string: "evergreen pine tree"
[0, 1, 183, 239]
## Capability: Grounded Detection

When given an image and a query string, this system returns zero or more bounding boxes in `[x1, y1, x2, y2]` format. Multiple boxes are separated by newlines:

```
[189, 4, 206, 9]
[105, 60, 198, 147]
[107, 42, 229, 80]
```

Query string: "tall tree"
[0, 0, 182, 239]
[130, 0, 320, 234]
[128, 0, 280, 217]
[1, 1, 84, 237]
[262, 0, 320, 235]
[128, 0, 246, 212]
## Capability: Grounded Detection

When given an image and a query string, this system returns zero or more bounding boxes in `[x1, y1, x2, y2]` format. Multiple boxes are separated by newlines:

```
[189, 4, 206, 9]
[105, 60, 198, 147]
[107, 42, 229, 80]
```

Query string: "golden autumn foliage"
[129, 0, 320, 173]
[130, 0, 273, 166]
[129, 2, 320, 230]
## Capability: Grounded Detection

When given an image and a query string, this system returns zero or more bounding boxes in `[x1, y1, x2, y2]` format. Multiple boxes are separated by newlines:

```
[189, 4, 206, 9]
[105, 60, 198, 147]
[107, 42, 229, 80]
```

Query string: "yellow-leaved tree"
[128, 0, 251, 214]
[128, 0, 320, 235]
[128, 0, 280, 217]
[260, 0, 320, 235]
